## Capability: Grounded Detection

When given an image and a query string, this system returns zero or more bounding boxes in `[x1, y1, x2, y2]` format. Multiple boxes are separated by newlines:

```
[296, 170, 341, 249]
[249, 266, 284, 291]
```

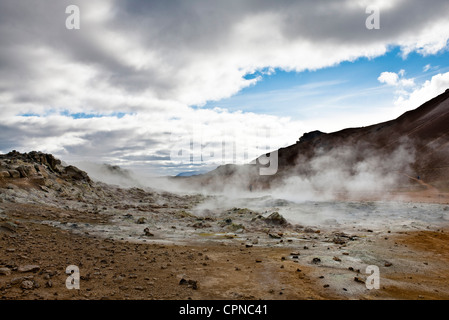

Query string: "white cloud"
[378, 72, 400, 86]
[1, 0, 449, 173]
[378, 70, 415, 87]
[394, 72, 449, 109]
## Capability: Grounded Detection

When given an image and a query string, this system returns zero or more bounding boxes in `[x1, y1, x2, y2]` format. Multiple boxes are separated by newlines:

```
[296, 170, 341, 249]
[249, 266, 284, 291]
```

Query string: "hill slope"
[181, 89, 449, 194]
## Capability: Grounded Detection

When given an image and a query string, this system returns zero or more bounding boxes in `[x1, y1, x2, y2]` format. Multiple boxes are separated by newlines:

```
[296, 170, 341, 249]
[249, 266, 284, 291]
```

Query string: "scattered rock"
[0, 222, 17, 233]
[333, 237, 346, 245]
[18, 265, 40, 273]
[136, 217, 146, 224]
[268, 233, 282, 239]
[384, 262, 393, 267]
[21, 280, 35, 290]
[333, 256, 341, 262]
[0, 267, 12, 276]
[179, 278, 198, 290]
[354, 277, 365, 284]
[312, 258, 321, 264]
[143, 228, 154, 237]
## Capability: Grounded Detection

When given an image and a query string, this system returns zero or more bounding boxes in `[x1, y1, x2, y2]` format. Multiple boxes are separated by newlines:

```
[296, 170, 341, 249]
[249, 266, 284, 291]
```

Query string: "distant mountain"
[181, 89, 449, 193]
[176, 171, 203, 177]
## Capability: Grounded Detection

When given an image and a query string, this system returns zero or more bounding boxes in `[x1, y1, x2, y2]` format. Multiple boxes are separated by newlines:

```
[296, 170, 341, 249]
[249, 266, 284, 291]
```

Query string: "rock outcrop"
[0, 151, 91, 183]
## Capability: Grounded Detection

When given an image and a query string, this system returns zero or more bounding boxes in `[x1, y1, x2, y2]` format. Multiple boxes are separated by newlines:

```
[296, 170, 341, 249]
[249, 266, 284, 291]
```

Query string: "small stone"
[354, 276, 365, 283]
[312, 258, 321, 264]
[333, 256, 341, 262]
[179, 278, 198, 290]
[143, 228, 154, 237]
[21, 280, 35, 290]
[0, 222, 17, 233]
[136, 217, 146, 224]
[0, 267, 11, 276]
[18, 265, 40, 273]
[384, 262, 393, 267]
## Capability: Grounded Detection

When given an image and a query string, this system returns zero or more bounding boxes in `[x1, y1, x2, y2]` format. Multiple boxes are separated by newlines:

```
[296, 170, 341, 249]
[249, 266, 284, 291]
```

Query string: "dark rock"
[63, 165, 91, 182]
[333, 237, 346, 245]
[264, 212, 287, 226]
[143, 228, 154, 237]
[354, 276, 365, 284]
[179, 278, 198, 290]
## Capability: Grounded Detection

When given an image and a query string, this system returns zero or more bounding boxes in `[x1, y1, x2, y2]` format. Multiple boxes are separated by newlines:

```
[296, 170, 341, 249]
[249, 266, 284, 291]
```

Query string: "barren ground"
[1, 200, 449, 300]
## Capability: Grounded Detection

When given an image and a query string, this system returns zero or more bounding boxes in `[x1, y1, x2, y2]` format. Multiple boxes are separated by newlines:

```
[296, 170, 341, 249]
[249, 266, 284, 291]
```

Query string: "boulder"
[8, 170, 20, 179]
[64, 165, 91, 182]
[264, 212, 287, 226]
[0, 171, 10, 178]
[17, 165, 37, 178]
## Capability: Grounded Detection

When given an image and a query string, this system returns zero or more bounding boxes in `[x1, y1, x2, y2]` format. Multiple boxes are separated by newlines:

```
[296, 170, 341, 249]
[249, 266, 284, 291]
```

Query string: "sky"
[1, 0, 449, 176]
